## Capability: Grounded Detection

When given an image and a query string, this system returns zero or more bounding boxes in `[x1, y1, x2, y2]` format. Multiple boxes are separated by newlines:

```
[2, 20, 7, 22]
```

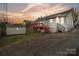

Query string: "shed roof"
[6, 24, 25, 27]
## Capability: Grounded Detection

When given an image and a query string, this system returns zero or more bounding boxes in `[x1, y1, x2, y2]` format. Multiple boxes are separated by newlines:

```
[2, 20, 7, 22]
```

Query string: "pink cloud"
[22, 3, 69, 20]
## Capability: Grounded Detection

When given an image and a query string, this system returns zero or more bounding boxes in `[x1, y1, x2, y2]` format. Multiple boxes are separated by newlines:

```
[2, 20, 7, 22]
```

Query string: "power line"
[4, 3, 8, 23]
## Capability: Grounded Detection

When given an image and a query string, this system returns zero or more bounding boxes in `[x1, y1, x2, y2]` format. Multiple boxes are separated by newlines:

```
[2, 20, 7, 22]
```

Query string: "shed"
[6, 24, 26, 35]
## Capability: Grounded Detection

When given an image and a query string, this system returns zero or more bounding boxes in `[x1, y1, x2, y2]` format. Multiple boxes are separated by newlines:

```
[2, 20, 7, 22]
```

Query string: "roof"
[6, 24, 25, 27]
[37, 8, 74, 21]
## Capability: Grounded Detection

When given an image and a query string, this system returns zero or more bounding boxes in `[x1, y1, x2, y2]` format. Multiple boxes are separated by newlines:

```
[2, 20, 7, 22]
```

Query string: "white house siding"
[6, 27, 26, 35]
[65, 12, 74, 31]
[40, 12, 74, 32]
[56, 17, 65, 26]
[46, 19, 57, 32]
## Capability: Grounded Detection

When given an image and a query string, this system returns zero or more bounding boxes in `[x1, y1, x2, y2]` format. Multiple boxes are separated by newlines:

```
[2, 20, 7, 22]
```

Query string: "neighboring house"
[6, 24, 26, 35]
[36, 8, 78, 32]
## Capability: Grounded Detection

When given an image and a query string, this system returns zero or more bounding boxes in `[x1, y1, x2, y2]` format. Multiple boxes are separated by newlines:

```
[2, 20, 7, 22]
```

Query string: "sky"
[0, 3, 27, 12]
[0, 3, 79, 23]
[0, 3, 79, 12]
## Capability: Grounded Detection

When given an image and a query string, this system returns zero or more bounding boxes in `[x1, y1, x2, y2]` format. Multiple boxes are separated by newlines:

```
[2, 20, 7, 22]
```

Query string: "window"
[50, 19, 53, 23]
[16, 27, 19, 31]
[56, 17, 59, 23]
[60, 17, 64, 24]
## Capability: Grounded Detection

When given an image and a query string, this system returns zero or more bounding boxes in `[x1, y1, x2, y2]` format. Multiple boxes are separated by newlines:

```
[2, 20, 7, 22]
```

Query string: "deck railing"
[57, 23, 65, 32]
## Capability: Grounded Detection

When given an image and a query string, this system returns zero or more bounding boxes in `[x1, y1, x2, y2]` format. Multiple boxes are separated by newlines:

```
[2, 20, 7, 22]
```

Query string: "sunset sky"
[0, 3, 79, 23]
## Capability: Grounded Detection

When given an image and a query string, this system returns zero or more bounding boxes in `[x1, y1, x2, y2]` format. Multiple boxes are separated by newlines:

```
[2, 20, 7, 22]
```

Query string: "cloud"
[22, 3, 69, 20]
[0, 11, 26, 23]
[0, 3, 71, 23]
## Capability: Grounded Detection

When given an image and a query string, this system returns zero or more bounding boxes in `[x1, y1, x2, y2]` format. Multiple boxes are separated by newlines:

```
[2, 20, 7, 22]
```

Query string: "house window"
[60, 17, 64, 24]
[50, 19, 53, 23]
[56, 17, 59, 23]
[16, 27, 19, 31]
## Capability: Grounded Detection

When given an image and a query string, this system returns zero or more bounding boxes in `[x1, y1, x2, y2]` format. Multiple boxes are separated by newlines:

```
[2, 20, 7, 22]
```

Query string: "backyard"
[0, 31, 46, 47]
[0, 3, 79, 56]
[0, 29, 79, 56]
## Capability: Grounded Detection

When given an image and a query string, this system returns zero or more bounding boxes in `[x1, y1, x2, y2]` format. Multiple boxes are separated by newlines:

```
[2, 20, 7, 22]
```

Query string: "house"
[6, 24, 26, 35]
[36, 8, 78, 32]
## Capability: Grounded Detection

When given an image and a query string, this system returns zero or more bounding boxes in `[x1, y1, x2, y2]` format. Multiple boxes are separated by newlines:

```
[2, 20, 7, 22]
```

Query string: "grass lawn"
[0, 31, 46, 47]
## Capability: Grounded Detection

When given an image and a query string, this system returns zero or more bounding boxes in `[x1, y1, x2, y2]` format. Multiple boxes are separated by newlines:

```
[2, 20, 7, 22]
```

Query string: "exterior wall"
[65, 12, 74, 31]
[44, 12, 74, 32]
[40, 12, 74, 32]
[6, 27, 26, 35]
[46, 19, 57, 32]
[56, 16, 66, 26]
[55, 13, 74, 32]
[55, 16, 65, 32]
